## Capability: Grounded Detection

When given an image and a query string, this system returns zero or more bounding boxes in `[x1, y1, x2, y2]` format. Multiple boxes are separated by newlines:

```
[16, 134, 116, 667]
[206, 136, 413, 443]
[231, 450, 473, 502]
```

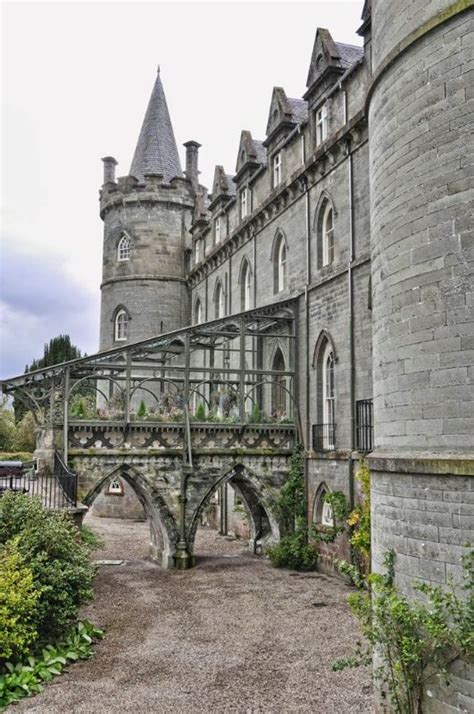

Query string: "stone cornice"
[101, 275, 187, 289]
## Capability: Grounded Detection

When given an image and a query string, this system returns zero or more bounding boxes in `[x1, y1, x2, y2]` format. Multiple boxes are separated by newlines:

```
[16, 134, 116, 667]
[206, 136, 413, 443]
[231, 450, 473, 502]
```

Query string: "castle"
[3, 1, 473, 709]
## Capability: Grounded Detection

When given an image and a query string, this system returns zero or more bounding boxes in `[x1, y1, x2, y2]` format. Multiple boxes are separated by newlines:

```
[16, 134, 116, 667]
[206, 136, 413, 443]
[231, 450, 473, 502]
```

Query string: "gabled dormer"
[234, 130, 266, 185]
[304, 28, 361, 109]
[264, 87, 308, 149]
[209, 166, 236, 210]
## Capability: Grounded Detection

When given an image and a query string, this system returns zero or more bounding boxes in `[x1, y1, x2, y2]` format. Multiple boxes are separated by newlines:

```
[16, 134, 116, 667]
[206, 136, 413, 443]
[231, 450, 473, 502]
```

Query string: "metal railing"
[312, 423, 336, 451]
[355, 399, 374, 453]
[54, 451, 78, 507]
[0, 456, 77, 510]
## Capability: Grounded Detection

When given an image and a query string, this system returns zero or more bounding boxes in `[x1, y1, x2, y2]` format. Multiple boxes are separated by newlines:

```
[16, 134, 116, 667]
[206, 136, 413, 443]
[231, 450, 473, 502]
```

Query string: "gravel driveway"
[16, 515, 373, 713]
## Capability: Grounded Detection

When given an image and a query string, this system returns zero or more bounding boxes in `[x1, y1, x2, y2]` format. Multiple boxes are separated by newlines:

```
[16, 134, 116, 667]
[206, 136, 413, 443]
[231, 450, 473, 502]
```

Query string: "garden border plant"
[0, 492, 104, 709]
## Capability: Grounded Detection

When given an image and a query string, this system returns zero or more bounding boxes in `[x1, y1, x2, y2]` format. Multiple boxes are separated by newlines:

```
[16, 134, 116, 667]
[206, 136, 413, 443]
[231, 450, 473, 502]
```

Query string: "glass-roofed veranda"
[2, 301, 299, 465]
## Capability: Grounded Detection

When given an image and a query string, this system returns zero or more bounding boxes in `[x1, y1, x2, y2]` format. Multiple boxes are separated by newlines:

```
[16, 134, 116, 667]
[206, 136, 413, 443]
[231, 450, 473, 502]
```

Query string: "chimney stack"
[183, 141, 201, 192]
[101, 156, 118, 184]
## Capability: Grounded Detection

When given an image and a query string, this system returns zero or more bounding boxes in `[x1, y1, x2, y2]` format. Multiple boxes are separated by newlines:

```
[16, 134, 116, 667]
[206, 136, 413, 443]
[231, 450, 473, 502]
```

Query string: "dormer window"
[215, 217, 221, 245]
[240, 188, 249, 219]
[316, 105, 328, 145]
[118, 234, 131, 262]
[273, 152, 282, 188]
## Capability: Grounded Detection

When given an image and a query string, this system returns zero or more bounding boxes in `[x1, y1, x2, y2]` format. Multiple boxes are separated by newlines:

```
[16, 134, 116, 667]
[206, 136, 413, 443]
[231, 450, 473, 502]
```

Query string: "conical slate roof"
[129, 69, 183, 183]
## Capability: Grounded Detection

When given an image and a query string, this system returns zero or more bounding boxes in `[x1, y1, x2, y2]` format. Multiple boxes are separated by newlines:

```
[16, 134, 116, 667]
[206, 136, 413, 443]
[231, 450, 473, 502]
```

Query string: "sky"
[1, 0, 364, 379]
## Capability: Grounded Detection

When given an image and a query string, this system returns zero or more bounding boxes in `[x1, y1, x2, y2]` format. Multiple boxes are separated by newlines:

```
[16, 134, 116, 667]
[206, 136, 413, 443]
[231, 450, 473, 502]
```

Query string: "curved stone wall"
[369, 3, 474, 711]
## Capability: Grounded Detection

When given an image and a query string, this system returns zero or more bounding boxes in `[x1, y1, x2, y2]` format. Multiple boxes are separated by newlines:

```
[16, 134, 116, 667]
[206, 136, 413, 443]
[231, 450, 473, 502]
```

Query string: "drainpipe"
[347, 140, 355, 510]
[303, 175, 311, 533]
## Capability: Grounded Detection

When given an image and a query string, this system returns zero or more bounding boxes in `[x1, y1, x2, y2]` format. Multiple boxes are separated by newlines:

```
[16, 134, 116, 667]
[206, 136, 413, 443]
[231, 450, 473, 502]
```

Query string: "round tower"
[368, 0, 473, 707]
[99, 70, 195, 351]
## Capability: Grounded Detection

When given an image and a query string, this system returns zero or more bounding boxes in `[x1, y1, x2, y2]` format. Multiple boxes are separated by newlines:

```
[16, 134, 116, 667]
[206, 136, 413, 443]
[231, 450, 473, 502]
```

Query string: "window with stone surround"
[240, 258, 252, 311]
[272, 230, 288, 294]
[107, 476, 124, 496]
[117, 233, 131, 261]
[194, 297, 203, 325]
[315, 104, 328, 145]
[313, 331, 336, 451]
[114, 308, 129, 342]
[273, 152, 282, 188]
[214, 216, 221, 244]
[194, 238, 201, 265]
[214, 280, 225, 319]
[315, 193, 336, 268]
[240, 187, 250, 219]
[313, 483, 334, 526]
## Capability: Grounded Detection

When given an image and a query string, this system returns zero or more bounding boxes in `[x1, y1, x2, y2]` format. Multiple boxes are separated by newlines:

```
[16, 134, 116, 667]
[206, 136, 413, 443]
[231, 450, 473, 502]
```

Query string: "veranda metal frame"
[2, 299, 299, 467]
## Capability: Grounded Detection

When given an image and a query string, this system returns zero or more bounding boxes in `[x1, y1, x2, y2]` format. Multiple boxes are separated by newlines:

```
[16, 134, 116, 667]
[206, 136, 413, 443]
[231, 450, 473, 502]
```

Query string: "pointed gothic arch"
[270, 229, 288, 294]
[313, 330, 337, 450]
[312, 482, 334, 526]
[213, 278, 226, 319]
[83, 464, 179, 567]
[187, 463, 280, 557]
[117, 232, 132, 261]
[314, 191, 337, 268]
[238, 256, 252, 311]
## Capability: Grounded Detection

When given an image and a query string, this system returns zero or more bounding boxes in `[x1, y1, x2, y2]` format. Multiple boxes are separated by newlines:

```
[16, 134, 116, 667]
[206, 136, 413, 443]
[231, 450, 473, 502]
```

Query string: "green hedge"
[0, 493, 97, 660]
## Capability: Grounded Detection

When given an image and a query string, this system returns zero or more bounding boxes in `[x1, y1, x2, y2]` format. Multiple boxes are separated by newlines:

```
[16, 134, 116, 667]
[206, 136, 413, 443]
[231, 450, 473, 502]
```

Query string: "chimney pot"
[102, 156, 118, 184]
[183, 141, 201, 192]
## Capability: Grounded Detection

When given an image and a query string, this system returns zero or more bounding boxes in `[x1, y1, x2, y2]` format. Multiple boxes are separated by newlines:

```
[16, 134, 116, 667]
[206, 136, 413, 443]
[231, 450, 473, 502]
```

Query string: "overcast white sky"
[1, 0, 363, 378]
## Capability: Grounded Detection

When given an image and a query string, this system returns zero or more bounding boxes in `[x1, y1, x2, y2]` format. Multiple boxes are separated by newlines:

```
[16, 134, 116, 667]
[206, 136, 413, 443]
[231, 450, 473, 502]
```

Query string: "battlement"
[99, 172, 194, 218]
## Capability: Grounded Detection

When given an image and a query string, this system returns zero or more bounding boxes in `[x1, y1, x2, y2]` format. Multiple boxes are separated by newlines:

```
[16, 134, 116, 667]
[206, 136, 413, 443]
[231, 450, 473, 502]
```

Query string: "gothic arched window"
[313, 483, 334, 526]
[115, 309, 129, 341]
[272, 231, 288, 294]
[271, 348, 286, 417]
[240, 258, 252, 311]
[194, 297, 203, 325]
[214, 281, 225, 319]
[313, 331, 336, 450]
[117, 234, 131, 262]
[315, 194, 336, 269]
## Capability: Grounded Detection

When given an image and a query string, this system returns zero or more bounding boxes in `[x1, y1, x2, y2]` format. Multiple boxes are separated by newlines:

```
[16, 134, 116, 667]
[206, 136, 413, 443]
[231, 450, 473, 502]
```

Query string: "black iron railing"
[0, 457, 77, 509]
[54, 452, 78, 507]
[312, 423, 336, 451]
[355, 399, 374, 453]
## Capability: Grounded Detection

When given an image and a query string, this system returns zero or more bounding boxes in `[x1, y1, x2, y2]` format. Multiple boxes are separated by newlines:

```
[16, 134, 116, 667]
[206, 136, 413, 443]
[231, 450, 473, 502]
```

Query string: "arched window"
[115, 309, 129, 341]
[273, 231, 288, 294]
[313, 484, 334, 527]
[315, 195, 336, 269]
[322, 203, 334, 266]
[313, 331, 336, 450]
[214, 281, 225, 319]
[117, 234, 131, 262]
[194, 298, 203, 325]
[107, 476, 124, 496]
[271, 348, 286, 416]
[322, 342, 335, 448]
[240, 259, 251, 311]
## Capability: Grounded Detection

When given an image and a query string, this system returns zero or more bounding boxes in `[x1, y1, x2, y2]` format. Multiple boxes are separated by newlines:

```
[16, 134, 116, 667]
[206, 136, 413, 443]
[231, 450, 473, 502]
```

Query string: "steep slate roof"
[287, 98, 308, 124]
[254, 141, 267, 164]
[335, 42, 364, 69]
[225, 175, 237, 196]
[129, 70, 183, 183]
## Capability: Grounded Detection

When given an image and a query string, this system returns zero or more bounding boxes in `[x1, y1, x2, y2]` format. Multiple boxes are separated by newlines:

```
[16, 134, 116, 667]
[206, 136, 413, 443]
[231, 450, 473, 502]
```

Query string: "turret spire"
[129, 71, 182, 183]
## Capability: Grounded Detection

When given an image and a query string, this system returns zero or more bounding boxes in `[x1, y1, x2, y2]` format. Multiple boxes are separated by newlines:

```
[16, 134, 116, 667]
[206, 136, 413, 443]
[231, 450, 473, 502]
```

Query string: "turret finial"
[157, 64, 160, 74]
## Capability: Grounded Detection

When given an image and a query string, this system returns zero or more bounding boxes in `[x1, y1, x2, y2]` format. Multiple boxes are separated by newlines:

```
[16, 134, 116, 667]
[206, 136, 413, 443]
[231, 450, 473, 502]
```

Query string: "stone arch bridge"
[2, 300, 299, 568]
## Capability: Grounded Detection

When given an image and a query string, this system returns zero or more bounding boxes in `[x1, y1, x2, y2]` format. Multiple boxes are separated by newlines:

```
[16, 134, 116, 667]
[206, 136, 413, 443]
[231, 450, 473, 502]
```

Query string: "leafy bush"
[195, 403, 206, 421]
[0, 620, 104, 709]
[267, 445, 318, 571]
[12, 412, 36, 453]
[0, 399, 15, 452]
[0, 452, 34, 463]
[137, 400, 147, 418]
[0, 540, 41, 664]
[334, 549, 474, 714]
[0, 493, 96, 644]
[80, 525, 104, 550]
[267, 523, 319, 571]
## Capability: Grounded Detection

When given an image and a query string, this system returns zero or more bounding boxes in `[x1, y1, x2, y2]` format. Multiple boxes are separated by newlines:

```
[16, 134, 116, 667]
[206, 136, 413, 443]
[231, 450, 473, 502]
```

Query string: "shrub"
[12, 412, 36, 453]
[0, 492, 96, 644]
[137, 400, 147, 418]
[195, 403, 206, 421]
[267, 524, 319, 571]
[0, 540, 41, 664]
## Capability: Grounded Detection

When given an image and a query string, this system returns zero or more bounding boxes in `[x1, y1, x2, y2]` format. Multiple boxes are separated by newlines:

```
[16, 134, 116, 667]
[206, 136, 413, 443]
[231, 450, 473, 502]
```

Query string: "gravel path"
[17, 515, 373, 713]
